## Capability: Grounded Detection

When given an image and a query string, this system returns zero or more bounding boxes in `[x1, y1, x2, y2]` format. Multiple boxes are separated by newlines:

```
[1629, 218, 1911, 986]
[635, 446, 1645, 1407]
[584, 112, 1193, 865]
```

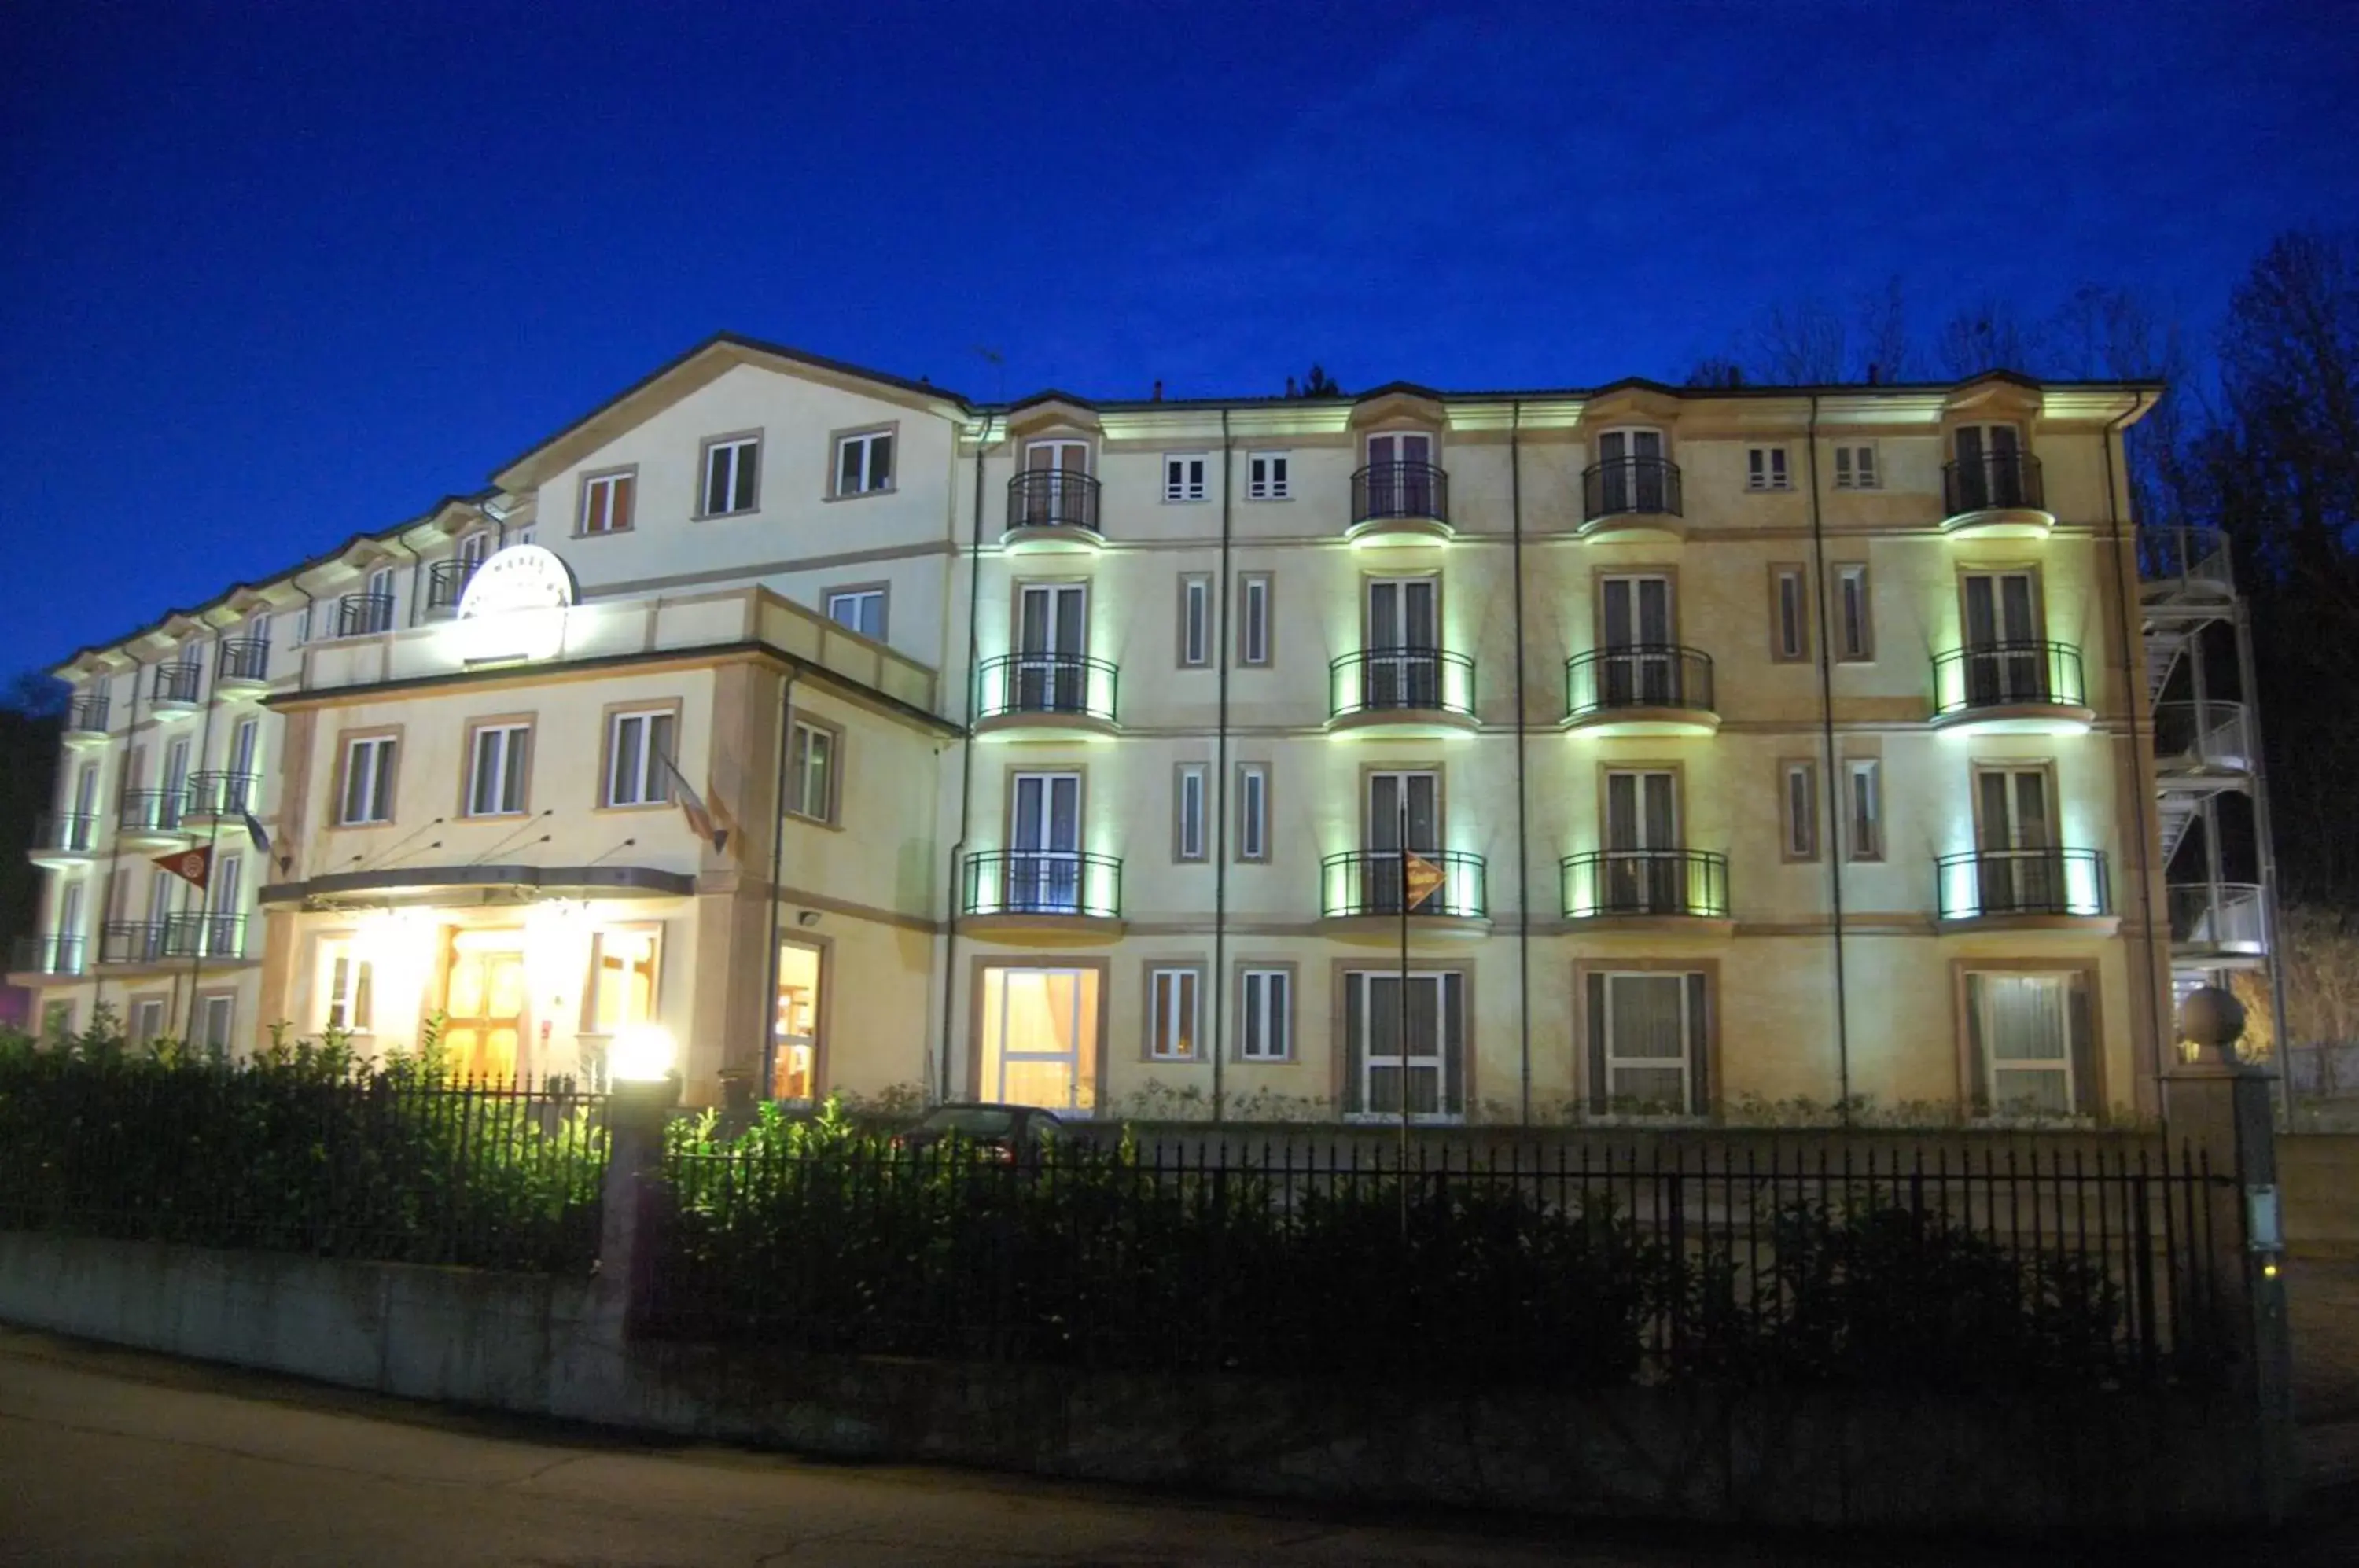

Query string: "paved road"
[2, 1328, 2355, 1567]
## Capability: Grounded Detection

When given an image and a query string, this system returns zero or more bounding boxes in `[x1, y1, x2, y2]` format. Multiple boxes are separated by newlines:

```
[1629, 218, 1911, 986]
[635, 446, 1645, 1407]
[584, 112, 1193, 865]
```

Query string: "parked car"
[893, 1102, 1069, 1164]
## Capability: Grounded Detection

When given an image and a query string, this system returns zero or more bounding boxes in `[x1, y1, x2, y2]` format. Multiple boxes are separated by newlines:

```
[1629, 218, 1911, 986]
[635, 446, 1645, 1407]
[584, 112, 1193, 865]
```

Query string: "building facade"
[16, 335, 2261, 1123]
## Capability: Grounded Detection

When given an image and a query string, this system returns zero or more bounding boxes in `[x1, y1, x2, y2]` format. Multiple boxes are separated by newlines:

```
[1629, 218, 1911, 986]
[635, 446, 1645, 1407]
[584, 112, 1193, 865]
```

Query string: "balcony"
[184, 771, 260, 823]
[336, 591, 396, 639]
[1319, 850, 1488, 938]
[98, 921, 171, 966]
[11, 934, 86, 977]
[1579, 456, 1684, 539]
[960, 850, 1123, 940]
[116, 789, 192, 844]
[1327, 649, 1478, 735]
[151, 661, 204, 715]
[1346, 461, 1452, 545]
[2169, 882, 2268, 967]
[1936, 848, 2114, 930]
[1930, 642, 2092, 734]
[1563, 646, 1718, 736]
[1003, 470, 1101, 553]
[2154, 701, 2254, 778]
[65, 694, 109, 742]
[1941, 451, 2051, 536]
[2140, 526, 2234, 605]
[973, 653, 1119, 738]
[1560, 850, 1732, 929]
[215, 637, 272, 690]
[163, 912, 248, 960]
[423, 559, 476, 620]
[29, 812, 99, 865]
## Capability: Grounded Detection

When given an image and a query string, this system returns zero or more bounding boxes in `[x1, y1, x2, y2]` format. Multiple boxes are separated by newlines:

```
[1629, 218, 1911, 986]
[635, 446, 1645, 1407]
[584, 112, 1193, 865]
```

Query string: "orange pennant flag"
[1402, 850, 1445, 911]
[153, 845, 213, 891]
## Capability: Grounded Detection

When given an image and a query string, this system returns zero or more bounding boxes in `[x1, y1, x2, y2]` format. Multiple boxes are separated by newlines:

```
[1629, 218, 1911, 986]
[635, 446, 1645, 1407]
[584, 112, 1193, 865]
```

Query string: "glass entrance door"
[442, 928, 527, 1078]
[978, 966, 1100, 1110]
[773, 940, 820, 1101]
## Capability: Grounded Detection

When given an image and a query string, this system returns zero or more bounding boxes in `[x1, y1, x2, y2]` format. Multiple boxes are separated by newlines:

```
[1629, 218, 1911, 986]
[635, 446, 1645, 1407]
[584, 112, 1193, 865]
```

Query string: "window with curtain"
[1968, 971, 2090, 1116]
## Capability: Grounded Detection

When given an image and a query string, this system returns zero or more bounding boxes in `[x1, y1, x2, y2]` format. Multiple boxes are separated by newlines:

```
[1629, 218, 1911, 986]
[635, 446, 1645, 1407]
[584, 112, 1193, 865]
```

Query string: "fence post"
[2162, 986, 2295, 1524]
[597, 1073, 680, 1338]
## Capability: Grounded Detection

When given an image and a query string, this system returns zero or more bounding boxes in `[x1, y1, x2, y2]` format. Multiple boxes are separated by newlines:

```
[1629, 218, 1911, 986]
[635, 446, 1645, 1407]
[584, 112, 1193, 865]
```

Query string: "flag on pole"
[1401, 849, 1445, 911]
[153, 845, 213, 891]
[652, 750, 730, 856]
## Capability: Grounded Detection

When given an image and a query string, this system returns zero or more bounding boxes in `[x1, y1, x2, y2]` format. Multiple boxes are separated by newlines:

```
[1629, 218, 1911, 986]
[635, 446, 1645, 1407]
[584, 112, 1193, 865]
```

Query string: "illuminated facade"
[17, 337, 2252, 1122]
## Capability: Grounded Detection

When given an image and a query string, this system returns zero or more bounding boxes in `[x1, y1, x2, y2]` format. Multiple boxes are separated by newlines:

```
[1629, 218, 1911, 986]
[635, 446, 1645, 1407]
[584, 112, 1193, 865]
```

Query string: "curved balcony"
[423, 558, 477, 620]
[1579, 456, 1685, 539]
[2139, 526, 2233, 604]
[1003, 469, 1102, 552]
[64, 694, 109, 742]
[1560, 850, 1732, 929]
[98, 921, 171, 966]
[1563, 646, 1718, 736]
[1941, 451, 2051, 536]
[960, 850, 1123, 941]
[163, 912, 248, 960]
[1319, 849, 1488, 938]
[336, 591, 396, 639]
[1347, 461, 1452, 545]
[1327, 648, 1477, 735]
[10, 934, 86, 977]
[2169, 882, 2268, 967]
[151, 661, 204, 715]
[1936, 848, 2113, 930]
[29, 812, 99, 865]
[1930, 642, 2092, 733]
[2154, 701, 2253, 778]
[215, 637, 272, 691]
[116, 790, 192, 845]
[184, 771, 260, 823]
[973, 653, 1119, 738]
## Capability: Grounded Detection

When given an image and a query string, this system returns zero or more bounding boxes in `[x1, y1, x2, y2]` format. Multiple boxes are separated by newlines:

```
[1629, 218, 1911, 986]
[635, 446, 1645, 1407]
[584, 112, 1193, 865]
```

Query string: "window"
[1343, 970, 1464, 1118]
[585, 927, 660, 1034]
[787, 718, 837, 823]
[1178, 574, 1211, 667]
[1235, 763, 1269, 863]
[466, 723, 531, 817]
[458, 530, 494, 569]
[701, 434, 760, 515]
[1238, 967, 1291, 1061]
[1163, 454, 1208, 502]
[1967, 970, 2092, 1117]
[1237, 573, 1272, 667]
[290, 604, 312, 646]
[1146, 966, 1202, 1060]
[1746, 446, 1790, 491]
[605, 710, 677, 807]
[1174, 763, 1207, 862]
[41, 1001, 72, 1042]
[1834, 564, 1872, 661]
[834, 429, 894, 496]
[1846, 759, 1882, 862]
[580, 469, 635, 535]
[322, 940, 374, 1032]
[1247, 451, 1290, 500]
[367, 567, 396, 622]
[339, 735, 397, 825]
[199, 995, 234, 1053]
[1782, 760, 1818, 861]
[131, 999, 167, 1047]
[1771, 565, 1809, 662]
[826, 587, 886, 639]
[1834, 444, 1879, 489]
[1585, 970, 1709, 1116]
[978, 965, 1100, 1110]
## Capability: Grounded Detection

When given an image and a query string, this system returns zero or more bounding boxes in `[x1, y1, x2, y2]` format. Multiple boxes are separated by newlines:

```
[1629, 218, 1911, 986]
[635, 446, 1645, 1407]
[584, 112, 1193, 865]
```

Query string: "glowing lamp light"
[608, 1023, 678, 1083]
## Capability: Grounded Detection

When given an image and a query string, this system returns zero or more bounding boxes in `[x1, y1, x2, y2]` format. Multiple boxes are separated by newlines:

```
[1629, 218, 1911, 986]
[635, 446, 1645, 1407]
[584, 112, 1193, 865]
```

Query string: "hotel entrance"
[442, 927, 527, 1078]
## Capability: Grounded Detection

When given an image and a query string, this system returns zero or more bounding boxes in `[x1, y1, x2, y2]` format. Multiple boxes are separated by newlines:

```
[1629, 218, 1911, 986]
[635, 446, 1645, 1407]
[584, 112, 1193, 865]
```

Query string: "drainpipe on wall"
[94, 653, 149, 1025]
[757, 670, 800, 1099]
[937, 413, 999, 1104]
[1804, 395, 1855, 1122]
[1509, 400, 1532, 1124]
[179, 620, 231, 1043]
[1212, 409, 1234, 1117]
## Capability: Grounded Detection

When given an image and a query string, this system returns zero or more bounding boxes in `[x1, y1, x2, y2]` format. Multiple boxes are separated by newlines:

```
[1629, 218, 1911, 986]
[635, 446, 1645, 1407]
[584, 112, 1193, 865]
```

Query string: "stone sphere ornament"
[2177, 986, 2247, 1063]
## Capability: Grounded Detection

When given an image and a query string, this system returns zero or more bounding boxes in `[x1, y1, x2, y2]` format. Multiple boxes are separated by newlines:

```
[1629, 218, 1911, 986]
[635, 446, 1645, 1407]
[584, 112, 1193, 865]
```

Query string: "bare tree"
[1936, 296, 2044, 378]
[1684, 355, 1746, 388]
[1853, 276, 1914, 382]
[1750, 299, 1848, 383]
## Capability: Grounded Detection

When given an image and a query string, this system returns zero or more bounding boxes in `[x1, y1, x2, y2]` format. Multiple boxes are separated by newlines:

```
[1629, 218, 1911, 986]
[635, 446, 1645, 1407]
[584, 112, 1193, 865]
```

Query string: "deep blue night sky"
[4, 0, 2354, 677]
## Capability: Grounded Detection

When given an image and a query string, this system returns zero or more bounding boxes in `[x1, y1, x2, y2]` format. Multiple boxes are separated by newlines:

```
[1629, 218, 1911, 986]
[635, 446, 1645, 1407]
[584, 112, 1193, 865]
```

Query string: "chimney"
[1153, 379, 1163, 402]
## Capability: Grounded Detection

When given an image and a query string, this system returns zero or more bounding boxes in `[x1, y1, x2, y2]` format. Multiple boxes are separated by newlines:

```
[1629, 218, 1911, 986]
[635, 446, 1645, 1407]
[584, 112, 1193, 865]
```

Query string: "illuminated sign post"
[452, 545, 576, 662]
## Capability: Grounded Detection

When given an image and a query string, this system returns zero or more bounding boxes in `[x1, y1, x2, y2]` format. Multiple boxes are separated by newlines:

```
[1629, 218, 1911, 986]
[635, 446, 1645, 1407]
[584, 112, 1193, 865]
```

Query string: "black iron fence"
[649, 1136, 2226, 1392]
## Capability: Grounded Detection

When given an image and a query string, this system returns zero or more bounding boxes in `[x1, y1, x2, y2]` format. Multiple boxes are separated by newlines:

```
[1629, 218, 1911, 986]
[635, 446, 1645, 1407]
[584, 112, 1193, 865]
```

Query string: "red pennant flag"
[153, 845, 213, 891]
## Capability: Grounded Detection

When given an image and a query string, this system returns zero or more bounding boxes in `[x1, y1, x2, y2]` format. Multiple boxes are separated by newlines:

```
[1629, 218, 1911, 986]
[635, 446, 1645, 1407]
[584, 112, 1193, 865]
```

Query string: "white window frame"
[1146, 966, 1202, 1061]
[787, 718, 837, 824]
[1969, 970, 2085, 1117]
[1163, 453, 1209, 503]
[605, 710, 676, 808]
[1834, 444, 1880, 490]
[1235, 762, 1269, 863]
[131, 999, 167, 1047]
[1175, 763, 1208, 863]
[1835, 564, 1872, 661]
[834, 429, 895, 497]
[1783, 760, 1818, 860]
[701, 434, 760, 517]
[321, 937, 374, 1033]
[1595, 970, 1705, 1115]
[1238, 573, 1272, 667]
[1247, 451, 1291, 500]
[1846, 759, 1882, 862]
[199, 994, 234, 1052]
[1179, 574, 1211, 668]
[580, 469, 634, 535]
[466, 723, 531, 818]
[1746, 446, 1791, 491]
[1239, 967, 1291, 1061]
[340, 735, 397, 826]
[825, 588, 887, 639]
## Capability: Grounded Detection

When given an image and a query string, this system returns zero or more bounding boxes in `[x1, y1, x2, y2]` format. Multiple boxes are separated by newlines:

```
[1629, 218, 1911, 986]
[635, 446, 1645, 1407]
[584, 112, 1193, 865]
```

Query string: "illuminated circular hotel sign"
[457, 546, 576, 620]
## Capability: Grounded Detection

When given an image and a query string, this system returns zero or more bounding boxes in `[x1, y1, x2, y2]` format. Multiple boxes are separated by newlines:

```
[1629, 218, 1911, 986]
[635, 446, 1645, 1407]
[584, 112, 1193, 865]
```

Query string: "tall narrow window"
[131, 999, 166, 1047]
[339, 735, 397, 825]
[1163, 454, 1208, 502]
[1746, 447, 1790, 491]
[586, 928, 661, 1034]
[605, 710, 677, 807]
[1178, 574, 1211, 667]
[200, 995, 234, 1052]
[466, 723, 531, 817]
[1782, 760, 1818, 860]
[1235, 763, 1269, 863]
[322, 939, 374, 1032]
[1146, 966, 1202, 1060]
[1238, 967, 1291, 1061]
[1834, 444, 1879, 489]
[701, 435, 760, 515]
[1247, 451, 1290, 500]
[1771, 565, 1809, 662]
[826, 588, 886, 639]
[1835, 564, 1872, 661]
[1174, 764, 1208, 863]
[787, 719, 837, 823]
[1846, 759, 1882, 861]
[834, 429, 894, 496]
[1238, 573, 1272, 667]
[580, 469, 635, 534]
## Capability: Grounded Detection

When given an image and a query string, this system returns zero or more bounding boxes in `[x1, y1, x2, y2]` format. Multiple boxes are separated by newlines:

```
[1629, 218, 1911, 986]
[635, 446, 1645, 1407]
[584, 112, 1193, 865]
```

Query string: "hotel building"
[11, 336, 2277, 1122]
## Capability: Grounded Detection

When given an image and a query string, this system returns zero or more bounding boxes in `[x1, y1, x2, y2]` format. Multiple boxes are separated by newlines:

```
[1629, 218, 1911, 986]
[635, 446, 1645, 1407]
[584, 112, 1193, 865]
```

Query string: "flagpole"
[182, 811, 225, 1047]
[1398, 794, 1411, 1177]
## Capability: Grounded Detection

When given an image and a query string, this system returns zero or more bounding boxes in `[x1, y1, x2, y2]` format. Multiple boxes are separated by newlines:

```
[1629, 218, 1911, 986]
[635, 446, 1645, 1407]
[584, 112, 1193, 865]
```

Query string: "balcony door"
[1346, 970, 1463, 1118]
[1606, 768, 1681, 912]
[1961, 569, 2044, 705]
[71, 761, 98, 850]
[228, 719, 259, 806]
[1365, 770, 1439, 913]
[1015, 583, 1087, 712]
[1975, 766, 2059, 914]
[1021, 440, 1090, 526]
[1364, 577, 1439, 709]
[1596, 429, 1666, 513]
[161, 738, 191, 830]
[56, 882, 83, 972]
[208, 854, 241, 955]
[1364, 431, 1435, 517]
[1599, 573, 1676, 705]
[1007, 771, 1083, 913]
[1954, 424, 2026, 511]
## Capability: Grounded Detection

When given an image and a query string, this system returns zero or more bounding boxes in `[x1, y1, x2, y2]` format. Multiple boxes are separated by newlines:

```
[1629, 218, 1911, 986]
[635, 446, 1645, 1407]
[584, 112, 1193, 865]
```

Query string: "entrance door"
[1962, 570, 2044, 705]
[978, 965, 1099, 1111]
[1015, 583, 1087, 712]
[1599, 574, 1676, 705]
[1364, 578, 1439, 709]
[1596, 429, 1666, 513]
[443, 929, 527, 1078]
[1007, 772, 1083, 913]
[773, 940, 821, 1101]
[1954, 424, 2026, 511]
[1364, 432, 1435, 517]
[1022, 440, 1091, 527]
[1366, 771, 1439, 912]
[1976, 767, 2059, 914]
[1606, 769, 1681, 912]
[1348, 970, 1463, 1117]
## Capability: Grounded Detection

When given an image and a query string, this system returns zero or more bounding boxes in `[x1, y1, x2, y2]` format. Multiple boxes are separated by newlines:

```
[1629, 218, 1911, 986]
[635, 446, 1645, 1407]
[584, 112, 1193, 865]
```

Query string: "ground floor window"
[1584, 969, 1710, 1116]
[130, 998, 166, 1047]
[318, 936, 374, 1035]
[198, 995, 234, 1054]
[41, 1000, 72, 1041]
[1965, 970, 2094, 1117]
[977, 964, 1100, 1112]
[585, 927, 660, 1036]
[773, 940, 821, 1101]
[1341, 970, 1465, 1119]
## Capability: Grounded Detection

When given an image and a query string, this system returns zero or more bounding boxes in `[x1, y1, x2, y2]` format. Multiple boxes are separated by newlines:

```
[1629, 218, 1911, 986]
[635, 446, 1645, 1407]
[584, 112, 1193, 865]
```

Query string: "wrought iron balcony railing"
[1005, 469, 1101, 534]
[1943, 451, 2045, 517]
[973, 653, 1118, 725]
[98, 921, 171, 965]
[1565, 646, 1715, 720]
[1349, 461, 1451, 527]
[117, 789, 189, 837]
[11, 934, 86, 975]
[337, 591, 396, 638]
[1319, 849, 1487, 919]
[1581, 455, 1683, 521]
[184, 771, 259, 819]
[1932, 641, 2087, 718]
[66, 694, 109, 734]
[961, 850, 1121, 919]
[163, 911, 247, 960]
[425, 558, 476, 613]
[1327, 648, 1476, 720]
[215, 637, 271, 684]
[153, 661, 203, 704]
[1560, 849, 1731, 919]
[30, 812, 98, 855]
[1936, 848, 2111, 920]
